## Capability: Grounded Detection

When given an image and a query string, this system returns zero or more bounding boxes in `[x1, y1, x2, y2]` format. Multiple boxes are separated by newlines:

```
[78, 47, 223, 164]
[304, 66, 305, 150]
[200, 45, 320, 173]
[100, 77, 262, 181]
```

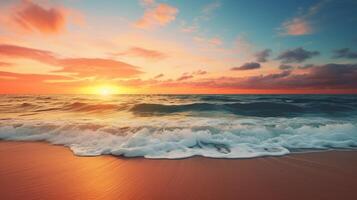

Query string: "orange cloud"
[56, 58, 142, 79]
[0, 44, 142, 79]
[0, 62, 12, 67]
[116, 47, 167, 60]
[0, 70, 70, 82]
[0, 44, 56, 64]
[0, 70, 77, 94]
[9, 0, 67, 34]
[135, 3, 178, 29]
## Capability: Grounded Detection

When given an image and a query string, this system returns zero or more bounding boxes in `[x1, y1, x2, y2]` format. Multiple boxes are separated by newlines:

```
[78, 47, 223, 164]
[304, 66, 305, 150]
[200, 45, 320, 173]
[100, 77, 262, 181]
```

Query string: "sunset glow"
[0, 0, 356, 94]
[1, 1, 357, 199]
[79, 85, 122, 95]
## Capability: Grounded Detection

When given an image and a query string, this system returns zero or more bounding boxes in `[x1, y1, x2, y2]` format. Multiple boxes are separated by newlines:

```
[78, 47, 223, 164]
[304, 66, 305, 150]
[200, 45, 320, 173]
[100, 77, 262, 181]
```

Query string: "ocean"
[0, 94, 357, 159]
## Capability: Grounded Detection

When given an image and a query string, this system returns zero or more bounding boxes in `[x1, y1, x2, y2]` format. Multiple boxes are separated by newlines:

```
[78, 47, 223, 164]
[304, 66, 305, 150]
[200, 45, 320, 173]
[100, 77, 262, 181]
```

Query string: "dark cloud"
[333, 48, 357, 59]
[170, 63, 357, 90]
[297, 64, 315, 69]
[247, 63, 357, 89]
[192, 70, 207, 75]
[255, 49, 271, 62]
[231, 62, 261, 71]
[76, 63, 357, 93]
[279, 64, 294, 70]
[154, 73, 164, 79]
[277, 47, 319, 63]
[177, 75, 194, 81]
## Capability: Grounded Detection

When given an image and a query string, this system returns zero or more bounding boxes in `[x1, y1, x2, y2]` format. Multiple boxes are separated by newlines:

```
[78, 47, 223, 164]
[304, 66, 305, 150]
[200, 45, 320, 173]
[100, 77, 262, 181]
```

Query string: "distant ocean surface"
[1, 94, 357, 159]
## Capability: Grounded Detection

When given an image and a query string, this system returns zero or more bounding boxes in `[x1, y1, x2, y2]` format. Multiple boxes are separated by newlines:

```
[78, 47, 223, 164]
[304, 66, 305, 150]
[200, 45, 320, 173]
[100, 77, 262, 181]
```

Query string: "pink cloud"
[135, 3, 178, 29]
[209, 37, 222, 46]
[281, 18, 312, 36]
[10, 0, 67, 34]
[181, 25, 198, 33]
[279, 1, 327, 36]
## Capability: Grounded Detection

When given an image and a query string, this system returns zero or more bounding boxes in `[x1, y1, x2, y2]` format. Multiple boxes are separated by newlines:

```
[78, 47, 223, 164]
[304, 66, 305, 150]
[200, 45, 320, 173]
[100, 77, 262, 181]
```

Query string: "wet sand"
[1, 141, 357, 200]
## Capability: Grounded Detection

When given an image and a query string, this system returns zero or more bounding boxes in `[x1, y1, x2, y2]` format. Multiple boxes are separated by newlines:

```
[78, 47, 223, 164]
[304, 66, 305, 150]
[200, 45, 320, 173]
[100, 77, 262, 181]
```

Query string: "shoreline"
[1, 141, 357, 199]
[2, 140, 357, 160]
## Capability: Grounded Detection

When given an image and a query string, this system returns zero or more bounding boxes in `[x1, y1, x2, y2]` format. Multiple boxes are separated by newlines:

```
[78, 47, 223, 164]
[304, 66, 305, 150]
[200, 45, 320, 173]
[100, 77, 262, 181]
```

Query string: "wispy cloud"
[279, 64, 294, 71]
[175, 69, 207, 81]
[192, 70, 207, 75]
[332, 48, 357, 59]
[153, 73, 164, 79]
[181, 1, 221, 33]
[115, 47, 167, 61]
[255, 49, 272, 63]
[231, 62, 261, 71]
[194, 36, 223, 47]
[177, 74, 194, 81]
[199, 1, 221, 21]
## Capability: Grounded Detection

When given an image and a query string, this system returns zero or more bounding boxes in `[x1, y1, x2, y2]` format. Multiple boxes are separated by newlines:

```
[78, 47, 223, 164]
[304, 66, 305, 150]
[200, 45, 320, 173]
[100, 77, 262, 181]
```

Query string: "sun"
[98, 87, 111, 96]
[80, 85, 121, 95]
[96, 85, 119, 96]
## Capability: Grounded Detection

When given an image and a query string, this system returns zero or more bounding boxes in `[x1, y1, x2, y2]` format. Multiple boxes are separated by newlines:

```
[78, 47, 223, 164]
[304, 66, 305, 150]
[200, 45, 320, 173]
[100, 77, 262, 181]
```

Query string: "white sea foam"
[0, 117, 356, 159]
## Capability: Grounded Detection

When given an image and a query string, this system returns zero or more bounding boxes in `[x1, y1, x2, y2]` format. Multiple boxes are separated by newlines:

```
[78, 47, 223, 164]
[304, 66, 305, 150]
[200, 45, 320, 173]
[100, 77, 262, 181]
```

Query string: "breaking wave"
[0, 94, 357, 159]
[0, 117, 356, 159]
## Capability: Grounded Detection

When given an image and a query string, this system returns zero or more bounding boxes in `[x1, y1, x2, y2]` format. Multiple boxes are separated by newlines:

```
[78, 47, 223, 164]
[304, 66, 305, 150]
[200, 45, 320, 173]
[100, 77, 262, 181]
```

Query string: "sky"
[0, 0, 357, 94]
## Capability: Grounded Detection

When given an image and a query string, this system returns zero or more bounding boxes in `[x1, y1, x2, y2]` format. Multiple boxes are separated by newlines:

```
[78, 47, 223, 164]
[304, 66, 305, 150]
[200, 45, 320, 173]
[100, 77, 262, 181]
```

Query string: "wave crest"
[1, 118, 356, 159]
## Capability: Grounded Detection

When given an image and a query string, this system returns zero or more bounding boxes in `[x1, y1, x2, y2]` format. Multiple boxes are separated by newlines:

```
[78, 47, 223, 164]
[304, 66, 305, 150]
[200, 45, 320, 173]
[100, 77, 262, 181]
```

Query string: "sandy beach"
[0, 142, 356, 200]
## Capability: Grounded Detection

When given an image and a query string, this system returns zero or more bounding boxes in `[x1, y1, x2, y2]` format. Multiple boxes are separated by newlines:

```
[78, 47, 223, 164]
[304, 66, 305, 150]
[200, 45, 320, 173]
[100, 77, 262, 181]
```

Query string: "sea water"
[0, 94, 356, 159]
